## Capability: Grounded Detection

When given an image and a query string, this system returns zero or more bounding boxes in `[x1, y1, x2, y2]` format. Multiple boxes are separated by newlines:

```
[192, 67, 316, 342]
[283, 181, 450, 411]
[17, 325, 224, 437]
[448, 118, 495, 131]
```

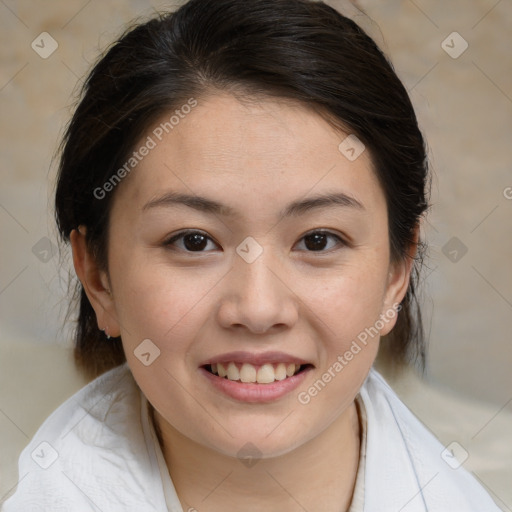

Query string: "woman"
[1, 0, 501, 510]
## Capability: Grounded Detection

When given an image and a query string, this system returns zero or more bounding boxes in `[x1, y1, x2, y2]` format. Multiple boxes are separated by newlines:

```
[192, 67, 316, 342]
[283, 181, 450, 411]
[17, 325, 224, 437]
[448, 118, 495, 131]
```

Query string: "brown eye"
[164, 230, 219, 252]
[304, 233, 328, 251]
[295, 231, 344, 252]
[183, 233, 208, 251]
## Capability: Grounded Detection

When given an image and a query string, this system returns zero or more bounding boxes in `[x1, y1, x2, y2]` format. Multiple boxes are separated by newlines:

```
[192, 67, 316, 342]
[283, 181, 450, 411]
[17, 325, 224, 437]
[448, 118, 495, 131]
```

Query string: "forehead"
[112, 93, 384, 217]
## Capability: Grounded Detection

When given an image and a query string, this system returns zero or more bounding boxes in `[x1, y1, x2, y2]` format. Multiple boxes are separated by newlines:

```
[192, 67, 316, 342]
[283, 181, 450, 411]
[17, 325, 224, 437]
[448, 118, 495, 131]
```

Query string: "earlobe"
[70, 226, 121, 337]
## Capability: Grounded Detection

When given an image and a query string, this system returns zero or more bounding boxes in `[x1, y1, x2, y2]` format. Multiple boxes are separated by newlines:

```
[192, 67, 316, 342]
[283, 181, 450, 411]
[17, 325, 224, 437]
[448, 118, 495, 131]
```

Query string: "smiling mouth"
[203, 362, 313, 384]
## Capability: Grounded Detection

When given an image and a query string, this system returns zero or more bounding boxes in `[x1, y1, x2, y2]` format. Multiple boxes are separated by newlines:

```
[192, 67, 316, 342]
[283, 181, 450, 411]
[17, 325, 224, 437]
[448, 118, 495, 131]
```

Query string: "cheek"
[294, 258, 389, 403]
[293, 271, 384, 425]
[109, 254, 221, 354]
[302, 263, 388, 342]
[111, 258, 218, 421]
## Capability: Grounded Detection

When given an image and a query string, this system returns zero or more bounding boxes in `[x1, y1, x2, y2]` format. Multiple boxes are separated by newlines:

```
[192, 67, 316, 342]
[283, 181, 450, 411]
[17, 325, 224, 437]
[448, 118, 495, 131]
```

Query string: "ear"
[379, 224, 420, 336]
[70, 226, 121, 338]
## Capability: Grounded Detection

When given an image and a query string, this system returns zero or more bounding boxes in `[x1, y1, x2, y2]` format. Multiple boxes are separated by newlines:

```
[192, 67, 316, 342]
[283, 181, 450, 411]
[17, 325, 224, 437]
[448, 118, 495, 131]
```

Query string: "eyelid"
[293, 229, 347, 252]
[301, 228, 346, 241]
[164, 229, 221, 251]
[163, 228, 349, 253]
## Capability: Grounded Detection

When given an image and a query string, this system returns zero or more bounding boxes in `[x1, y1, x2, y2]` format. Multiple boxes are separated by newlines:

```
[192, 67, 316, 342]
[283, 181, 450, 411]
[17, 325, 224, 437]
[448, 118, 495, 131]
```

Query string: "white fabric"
[1, 363, 501, 512]
[360, 371, 501, 511]
[349, 395, 367, 511]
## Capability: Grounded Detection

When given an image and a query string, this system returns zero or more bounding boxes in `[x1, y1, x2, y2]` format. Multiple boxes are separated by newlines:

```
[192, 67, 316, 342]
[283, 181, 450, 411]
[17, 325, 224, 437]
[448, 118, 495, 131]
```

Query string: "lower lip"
[199, 366, 313, 403]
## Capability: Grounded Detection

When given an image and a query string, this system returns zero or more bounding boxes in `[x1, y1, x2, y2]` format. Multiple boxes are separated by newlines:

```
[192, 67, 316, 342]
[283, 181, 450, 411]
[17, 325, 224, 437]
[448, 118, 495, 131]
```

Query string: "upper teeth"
[211, 362, 301, 384]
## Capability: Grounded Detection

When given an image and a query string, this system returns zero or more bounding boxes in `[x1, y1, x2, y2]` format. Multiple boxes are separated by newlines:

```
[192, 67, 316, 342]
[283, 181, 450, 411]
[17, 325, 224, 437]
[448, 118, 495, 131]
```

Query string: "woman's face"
[88, 93, 411, 457]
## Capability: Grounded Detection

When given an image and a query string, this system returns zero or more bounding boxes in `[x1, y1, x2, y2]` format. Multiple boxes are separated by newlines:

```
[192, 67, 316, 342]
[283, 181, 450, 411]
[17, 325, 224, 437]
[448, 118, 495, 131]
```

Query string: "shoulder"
[359, 368, 501, 512]
[1, 363, 163, 511]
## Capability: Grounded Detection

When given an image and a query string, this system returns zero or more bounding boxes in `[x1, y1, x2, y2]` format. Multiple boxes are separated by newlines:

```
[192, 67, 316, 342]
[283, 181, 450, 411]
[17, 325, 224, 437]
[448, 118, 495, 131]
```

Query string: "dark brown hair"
[55, 0, 430, 380]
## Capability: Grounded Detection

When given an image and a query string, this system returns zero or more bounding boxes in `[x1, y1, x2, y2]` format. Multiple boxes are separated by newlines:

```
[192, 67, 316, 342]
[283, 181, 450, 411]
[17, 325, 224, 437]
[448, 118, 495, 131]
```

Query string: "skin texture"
[71, 93, 414, 511]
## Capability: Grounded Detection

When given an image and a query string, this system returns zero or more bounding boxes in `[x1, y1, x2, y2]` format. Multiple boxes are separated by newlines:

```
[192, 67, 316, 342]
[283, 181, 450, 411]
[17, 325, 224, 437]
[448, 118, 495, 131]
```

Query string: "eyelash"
[163, 229, 346, 253]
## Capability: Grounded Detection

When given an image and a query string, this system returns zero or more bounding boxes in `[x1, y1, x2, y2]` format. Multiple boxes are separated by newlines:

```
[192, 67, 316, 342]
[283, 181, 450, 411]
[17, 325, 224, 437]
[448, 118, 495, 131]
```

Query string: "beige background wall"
[1, 0, 511, 508]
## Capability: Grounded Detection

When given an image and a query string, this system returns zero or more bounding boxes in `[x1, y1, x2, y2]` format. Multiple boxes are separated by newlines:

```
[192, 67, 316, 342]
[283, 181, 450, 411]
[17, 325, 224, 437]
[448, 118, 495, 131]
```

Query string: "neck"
[150, 401, 362, 512]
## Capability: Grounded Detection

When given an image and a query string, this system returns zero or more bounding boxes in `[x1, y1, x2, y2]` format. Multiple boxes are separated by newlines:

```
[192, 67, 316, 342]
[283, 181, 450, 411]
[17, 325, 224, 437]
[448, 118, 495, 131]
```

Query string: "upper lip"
[199, 351, 313, 367]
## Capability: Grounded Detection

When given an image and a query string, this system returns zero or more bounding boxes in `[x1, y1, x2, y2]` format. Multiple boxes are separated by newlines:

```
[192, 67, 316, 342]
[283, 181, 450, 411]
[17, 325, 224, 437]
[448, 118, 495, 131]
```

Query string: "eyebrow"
[142, 191, 364, 218]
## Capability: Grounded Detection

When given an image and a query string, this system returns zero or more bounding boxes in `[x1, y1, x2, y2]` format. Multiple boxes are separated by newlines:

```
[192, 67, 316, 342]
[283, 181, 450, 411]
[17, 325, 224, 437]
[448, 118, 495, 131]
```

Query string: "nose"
[216, 249, 299, 334]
